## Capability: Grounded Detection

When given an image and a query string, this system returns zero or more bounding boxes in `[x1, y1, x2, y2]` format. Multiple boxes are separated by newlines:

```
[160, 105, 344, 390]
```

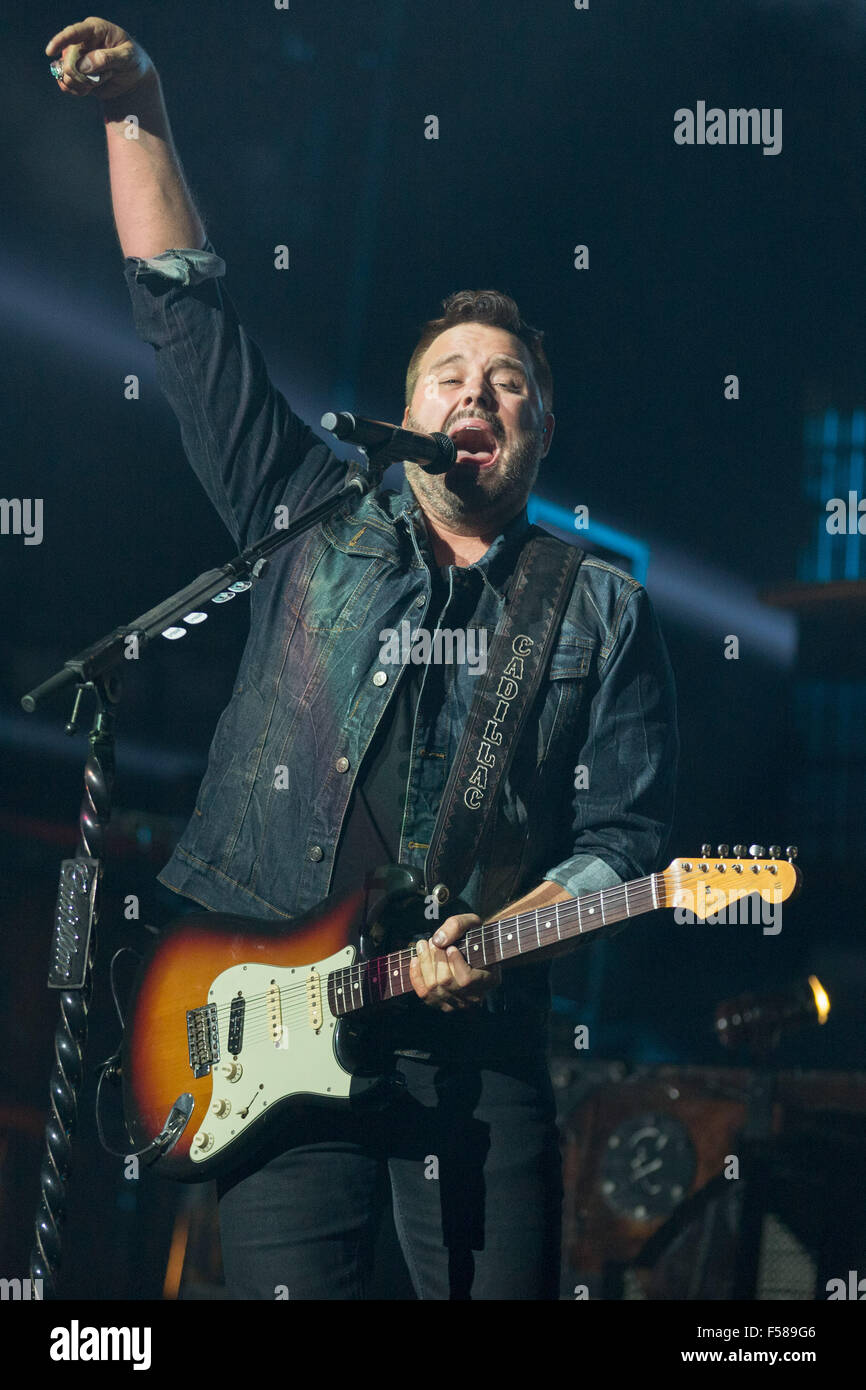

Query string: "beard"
[402, 407, 543, 534]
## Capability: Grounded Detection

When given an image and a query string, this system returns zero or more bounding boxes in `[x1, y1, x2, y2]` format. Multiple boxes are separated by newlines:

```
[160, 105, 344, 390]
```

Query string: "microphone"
[320, 411, 457, 474]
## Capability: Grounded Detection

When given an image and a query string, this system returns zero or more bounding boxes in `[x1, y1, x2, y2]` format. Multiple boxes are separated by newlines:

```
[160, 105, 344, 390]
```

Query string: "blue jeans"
[215, 1054, 563, 1300]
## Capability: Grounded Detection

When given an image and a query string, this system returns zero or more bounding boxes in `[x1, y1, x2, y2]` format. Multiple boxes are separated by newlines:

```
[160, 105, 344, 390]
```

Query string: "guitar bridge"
[187, 1002, 220, 1078]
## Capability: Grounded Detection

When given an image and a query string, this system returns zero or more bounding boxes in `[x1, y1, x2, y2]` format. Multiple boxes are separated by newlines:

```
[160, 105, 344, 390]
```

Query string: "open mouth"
[447, 420, 500, 467]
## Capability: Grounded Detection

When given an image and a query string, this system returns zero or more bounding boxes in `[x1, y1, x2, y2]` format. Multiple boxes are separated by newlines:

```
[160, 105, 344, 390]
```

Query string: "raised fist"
[45, 17, 155, 100]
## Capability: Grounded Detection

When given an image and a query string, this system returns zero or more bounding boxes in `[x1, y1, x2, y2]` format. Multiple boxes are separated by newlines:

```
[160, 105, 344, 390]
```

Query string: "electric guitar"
[120, 849, 800, 1181]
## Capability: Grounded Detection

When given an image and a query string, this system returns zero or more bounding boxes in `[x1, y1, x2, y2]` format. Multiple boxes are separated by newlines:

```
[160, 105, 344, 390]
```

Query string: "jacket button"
[335, 756, 350, 772]
[372, 670, 388, 686]
[307, 845, 324, 862]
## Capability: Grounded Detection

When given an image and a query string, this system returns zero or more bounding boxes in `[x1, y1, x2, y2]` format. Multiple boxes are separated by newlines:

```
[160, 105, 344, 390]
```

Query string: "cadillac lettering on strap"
[425, 528, 584, 903]
[464, 630, 535, 811]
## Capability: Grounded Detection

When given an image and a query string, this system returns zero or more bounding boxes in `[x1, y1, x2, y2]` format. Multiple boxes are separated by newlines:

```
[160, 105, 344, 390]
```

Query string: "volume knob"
[222, 1062, 243, 1082]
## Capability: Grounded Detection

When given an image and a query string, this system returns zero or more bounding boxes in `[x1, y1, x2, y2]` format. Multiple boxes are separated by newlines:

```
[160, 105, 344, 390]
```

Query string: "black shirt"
[328, 559, 549, 1062]
[329, 561, 451, 896]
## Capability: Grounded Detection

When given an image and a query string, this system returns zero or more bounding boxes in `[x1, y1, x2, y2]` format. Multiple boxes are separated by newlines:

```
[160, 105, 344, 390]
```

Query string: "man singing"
[47, 16, 678, 1299]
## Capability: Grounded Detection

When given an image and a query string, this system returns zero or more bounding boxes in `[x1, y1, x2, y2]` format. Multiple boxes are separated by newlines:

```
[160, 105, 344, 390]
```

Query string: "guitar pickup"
[307, 970, 323, 1033]
[228, 993, 245, 1055]
[266, 982, 283, 1044]
[187, 1002, 220, 1078]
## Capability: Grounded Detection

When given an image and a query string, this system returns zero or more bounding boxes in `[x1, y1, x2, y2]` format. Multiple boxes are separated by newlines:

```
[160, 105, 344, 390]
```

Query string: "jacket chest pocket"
[538, 638, 596, 764]
[298, 551, 386, 633]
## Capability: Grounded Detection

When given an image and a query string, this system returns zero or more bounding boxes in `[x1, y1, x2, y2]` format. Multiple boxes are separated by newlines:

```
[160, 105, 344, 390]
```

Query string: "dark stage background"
[1, 0, 864, 1302]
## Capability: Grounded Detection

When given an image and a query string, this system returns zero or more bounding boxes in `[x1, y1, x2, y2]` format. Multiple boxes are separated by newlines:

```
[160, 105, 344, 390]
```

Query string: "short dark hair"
[405, 289, 553, 413]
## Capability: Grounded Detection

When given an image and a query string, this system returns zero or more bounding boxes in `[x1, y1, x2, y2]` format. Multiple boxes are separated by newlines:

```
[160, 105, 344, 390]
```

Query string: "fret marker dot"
[588, 908, 595, 915]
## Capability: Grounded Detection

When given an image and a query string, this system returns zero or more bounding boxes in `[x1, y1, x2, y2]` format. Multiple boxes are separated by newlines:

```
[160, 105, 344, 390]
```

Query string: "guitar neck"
[326, 872, 664, 1017]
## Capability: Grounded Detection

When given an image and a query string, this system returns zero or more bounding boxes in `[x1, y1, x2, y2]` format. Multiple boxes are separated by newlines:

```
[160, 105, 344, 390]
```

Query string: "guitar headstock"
[662, 844, 801, 920]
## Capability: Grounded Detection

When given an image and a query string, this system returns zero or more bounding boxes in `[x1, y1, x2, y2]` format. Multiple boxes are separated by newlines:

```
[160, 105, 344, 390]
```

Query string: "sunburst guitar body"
[121, 851, 800, 1181]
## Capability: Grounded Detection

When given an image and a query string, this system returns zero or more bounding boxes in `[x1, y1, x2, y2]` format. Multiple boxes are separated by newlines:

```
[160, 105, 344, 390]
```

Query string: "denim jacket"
[122, 242, 679, 1047]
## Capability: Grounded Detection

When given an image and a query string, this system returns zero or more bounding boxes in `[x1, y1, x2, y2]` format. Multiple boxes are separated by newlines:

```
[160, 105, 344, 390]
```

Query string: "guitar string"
[180, 894, 788, 1055]
[171, 878, 664, 1040]
[177, 868, 785, 1038]
[186, 893, 787, 1050]
[169, 868, 786, 1048]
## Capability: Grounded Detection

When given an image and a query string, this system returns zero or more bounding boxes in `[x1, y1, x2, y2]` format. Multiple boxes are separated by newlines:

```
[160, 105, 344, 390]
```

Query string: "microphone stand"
[22, 441, 391, 1298]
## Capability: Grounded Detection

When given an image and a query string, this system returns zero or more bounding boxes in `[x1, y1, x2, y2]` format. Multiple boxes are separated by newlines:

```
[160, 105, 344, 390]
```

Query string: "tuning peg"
[733, 845, 746, 857]
[786, 845, 798, 861]
[717, 843, 729, 857]
[769, 845, 781, 858]
[749, 844, 765, 857]
[701, 843, 712, 856]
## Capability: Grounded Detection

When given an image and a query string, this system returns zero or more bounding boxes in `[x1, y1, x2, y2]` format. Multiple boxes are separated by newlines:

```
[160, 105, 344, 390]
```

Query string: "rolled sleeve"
[126, 240, 226, 285]
[543, 851, 625, 900]
[543, 585, 679, 898]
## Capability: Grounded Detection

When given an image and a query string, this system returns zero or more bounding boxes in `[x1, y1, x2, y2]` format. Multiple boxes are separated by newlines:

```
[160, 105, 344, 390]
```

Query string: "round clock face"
[600, 1112, 696, 1221]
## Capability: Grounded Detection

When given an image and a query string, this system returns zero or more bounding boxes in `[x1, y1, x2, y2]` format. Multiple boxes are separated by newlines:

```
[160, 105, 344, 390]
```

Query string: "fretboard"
[326, 872, 665, 1017]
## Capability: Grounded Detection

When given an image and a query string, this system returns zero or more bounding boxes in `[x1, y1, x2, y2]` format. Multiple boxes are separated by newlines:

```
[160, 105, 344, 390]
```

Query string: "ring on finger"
[49, 59, 101, 84]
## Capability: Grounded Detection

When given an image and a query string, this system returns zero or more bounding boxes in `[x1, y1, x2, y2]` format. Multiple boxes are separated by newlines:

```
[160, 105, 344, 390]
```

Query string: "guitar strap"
[425, 526, 584, 904]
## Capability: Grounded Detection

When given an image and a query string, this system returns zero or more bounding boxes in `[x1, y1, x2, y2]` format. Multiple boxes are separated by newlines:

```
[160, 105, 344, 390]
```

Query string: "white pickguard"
[188, 947, 361, 1166]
